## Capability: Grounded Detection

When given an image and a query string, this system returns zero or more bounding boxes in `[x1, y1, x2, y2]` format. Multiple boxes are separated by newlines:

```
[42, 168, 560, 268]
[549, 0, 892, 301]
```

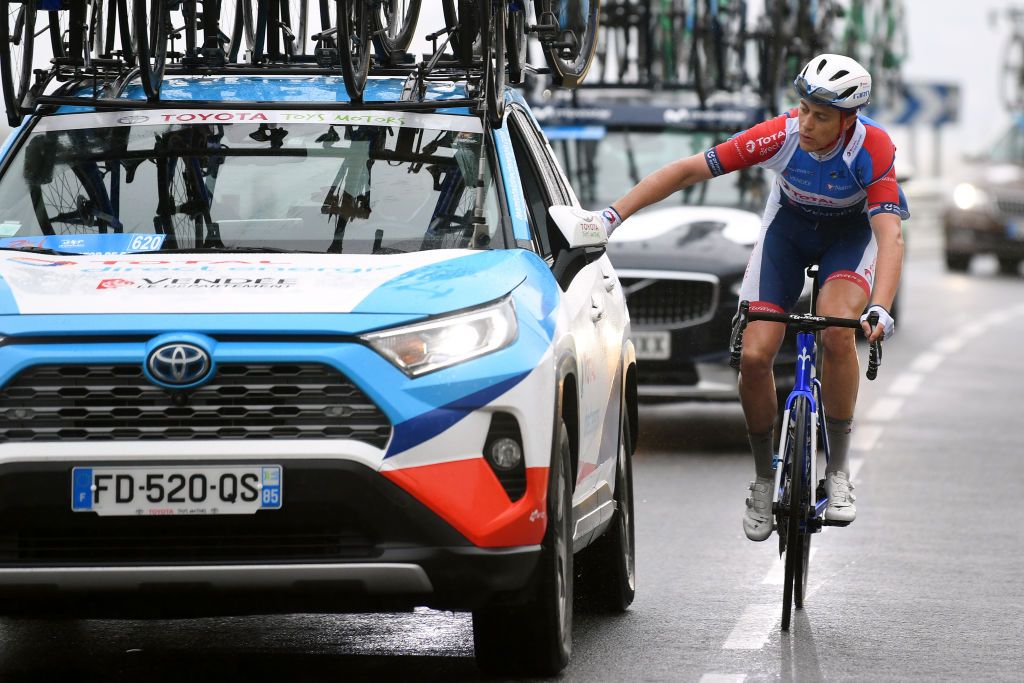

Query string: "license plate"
[71, 465, 282, 516]
[633, 330, 671, 360]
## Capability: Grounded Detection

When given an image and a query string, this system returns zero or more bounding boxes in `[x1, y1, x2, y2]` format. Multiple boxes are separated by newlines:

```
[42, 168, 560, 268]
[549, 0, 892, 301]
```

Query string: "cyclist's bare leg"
[739, 320, 787, 469]
[739, 319, 787, 540]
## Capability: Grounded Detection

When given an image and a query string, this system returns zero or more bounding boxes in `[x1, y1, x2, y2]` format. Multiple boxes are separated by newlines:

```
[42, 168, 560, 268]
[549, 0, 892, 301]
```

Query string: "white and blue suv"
[0, 75, 637, 675]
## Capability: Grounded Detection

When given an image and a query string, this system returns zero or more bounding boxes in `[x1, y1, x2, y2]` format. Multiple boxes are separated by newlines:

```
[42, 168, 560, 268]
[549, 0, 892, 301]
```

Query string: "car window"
[509, 108, 569, 259]
[0, 110, 506, 254]
[548, 128, 770, 213]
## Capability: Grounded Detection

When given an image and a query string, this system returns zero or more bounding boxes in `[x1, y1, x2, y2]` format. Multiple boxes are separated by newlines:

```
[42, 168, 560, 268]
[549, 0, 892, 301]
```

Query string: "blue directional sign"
[878, 82, 960, 127]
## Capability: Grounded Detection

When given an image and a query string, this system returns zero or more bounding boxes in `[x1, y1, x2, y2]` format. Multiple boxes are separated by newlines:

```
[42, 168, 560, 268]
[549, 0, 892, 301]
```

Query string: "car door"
[507, 108, 619, 507]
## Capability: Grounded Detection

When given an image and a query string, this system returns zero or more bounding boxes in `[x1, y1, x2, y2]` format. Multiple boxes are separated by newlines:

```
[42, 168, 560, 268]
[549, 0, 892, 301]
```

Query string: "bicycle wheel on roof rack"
[441, 0, 480, 68]
[0, 0, 35, 127]
[371, 0, 421, 63]
[103, 0, 138, 67]
[535, 0, 600, 89]
[337, 0, 370, 102]
[482, 0, 506, 127]
[134, 0, 170, 101]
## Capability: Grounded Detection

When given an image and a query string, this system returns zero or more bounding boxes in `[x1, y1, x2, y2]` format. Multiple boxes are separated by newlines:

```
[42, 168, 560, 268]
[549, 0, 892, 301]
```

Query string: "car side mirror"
[548, 205, 609, 249]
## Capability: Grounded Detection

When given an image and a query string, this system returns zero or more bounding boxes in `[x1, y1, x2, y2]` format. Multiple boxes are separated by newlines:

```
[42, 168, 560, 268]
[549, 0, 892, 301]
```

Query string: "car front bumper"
[0, 456, 541, 616]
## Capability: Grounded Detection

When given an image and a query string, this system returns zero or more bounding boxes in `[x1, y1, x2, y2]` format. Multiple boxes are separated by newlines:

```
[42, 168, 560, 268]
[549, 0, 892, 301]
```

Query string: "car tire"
[574, 409, 636, 613]
[998, 256, 1020, 276]
[945, 252, 971, 272]
[472, 418, 574, 677]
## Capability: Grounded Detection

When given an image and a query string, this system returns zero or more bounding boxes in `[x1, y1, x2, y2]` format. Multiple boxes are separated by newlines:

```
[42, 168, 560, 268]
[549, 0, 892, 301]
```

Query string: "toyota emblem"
[147, 343, 212, 386]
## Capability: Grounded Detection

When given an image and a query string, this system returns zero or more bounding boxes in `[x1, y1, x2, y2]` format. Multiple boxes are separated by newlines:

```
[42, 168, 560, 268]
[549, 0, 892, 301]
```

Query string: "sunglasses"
[793, 75, 846, 105]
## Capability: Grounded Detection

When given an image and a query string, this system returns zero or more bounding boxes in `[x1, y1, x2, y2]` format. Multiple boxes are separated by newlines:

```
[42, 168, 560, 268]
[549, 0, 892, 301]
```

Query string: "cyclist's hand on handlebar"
[860, 304, 894, 342]
[595, 206, 623, 237]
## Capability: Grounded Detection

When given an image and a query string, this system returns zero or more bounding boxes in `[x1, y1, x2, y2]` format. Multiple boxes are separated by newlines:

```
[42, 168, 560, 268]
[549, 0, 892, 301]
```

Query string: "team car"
[0, 77, 637, 676]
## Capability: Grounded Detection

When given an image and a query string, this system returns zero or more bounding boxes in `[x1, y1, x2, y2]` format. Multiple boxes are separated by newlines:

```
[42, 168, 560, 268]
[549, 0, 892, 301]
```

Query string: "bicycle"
[729, 265, 882, 631]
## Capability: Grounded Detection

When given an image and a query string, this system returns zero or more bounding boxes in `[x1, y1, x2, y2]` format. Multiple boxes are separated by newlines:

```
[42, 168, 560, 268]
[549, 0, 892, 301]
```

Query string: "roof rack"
[1, 1, 602, 130]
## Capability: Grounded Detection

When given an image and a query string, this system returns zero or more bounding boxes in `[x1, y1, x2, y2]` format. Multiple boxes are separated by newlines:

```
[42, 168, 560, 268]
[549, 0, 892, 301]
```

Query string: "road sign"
[877, 82, 960, 127]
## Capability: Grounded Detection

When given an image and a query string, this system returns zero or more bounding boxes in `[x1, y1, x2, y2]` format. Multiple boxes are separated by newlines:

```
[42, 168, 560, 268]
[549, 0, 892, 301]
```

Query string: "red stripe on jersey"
[824, 270, 871, 298]
[710, 110, 793, 173]
[382, 459, 549, 547]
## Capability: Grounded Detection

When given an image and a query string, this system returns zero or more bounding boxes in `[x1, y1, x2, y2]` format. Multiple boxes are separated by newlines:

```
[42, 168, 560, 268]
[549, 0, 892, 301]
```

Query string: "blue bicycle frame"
[773, 328, 832, 525]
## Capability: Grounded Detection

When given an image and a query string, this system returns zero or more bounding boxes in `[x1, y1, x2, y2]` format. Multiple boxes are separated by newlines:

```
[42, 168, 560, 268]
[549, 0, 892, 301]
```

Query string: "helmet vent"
[816, 59, 827, 74]
[838, 86, 857, 99]
[830, 69, 850, 81]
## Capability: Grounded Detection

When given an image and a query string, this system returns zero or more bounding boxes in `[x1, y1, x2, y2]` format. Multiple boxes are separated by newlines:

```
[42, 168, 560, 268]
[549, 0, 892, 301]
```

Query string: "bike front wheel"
[134, 0, 170, 101]
[781, 395, 811, 631]
[0, 0, 35, 127]
[371, 0, 421, 62]
[536, 0, 601, 88]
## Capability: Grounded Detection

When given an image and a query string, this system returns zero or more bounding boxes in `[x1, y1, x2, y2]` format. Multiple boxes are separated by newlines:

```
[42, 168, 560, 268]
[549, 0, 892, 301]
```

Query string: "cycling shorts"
[739, 194, 877, 314]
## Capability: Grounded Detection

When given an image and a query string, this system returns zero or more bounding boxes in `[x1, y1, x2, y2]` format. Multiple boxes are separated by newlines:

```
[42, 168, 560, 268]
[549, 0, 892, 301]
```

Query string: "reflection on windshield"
[0, 118, 504, 254]
[550, 129, 769, 213]
[989, 123, 1024, 165]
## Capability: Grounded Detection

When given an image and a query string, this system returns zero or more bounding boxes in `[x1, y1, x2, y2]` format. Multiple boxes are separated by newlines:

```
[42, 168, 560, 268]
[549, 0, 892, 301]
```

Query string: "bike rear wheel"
[134, 0, 170, 101]
[441, 0, 479, 68]
[337, 0, 371, 101]
[482, 0, 506, 126]
[0, 0, 35, 127]
[371, 0, 421, 62]
[535, 0, 601, 88]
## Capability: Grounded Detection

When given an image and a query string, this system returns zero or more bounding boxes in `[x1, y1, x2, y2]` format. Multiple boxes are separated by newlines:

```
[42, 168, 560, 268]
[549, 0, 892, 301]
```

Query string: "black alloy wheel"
[473, 417, 574, 676]
[575, 404, 636, 613]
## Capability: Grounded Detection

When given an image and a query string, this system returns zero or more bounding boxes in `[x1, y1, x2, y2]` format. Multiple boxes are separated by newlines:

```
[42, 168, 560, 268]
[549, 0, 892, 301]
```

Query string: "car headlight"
[361, 297, 518, 377]
[953, 183, 990, 211]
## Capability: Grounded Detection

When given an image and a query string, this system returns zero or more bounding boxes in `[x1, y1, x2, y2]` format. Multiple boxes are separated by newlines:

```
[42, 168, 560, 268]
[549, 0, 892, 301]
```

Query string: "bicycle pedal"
[822, 519, 851, 527]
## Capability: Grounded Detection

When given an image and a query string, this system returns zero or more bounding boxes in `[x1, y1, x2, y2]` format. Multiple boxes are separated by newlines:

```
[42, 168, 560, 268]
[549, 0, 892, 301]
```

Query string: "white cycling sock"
[825, 416, 853, 475]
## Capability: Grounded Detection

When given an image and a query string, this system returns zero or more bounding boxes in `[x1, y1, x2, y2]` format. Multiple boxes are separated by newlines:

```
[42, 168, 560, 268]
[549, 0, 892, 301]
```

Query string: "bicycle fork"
[773, 331, 817, 525]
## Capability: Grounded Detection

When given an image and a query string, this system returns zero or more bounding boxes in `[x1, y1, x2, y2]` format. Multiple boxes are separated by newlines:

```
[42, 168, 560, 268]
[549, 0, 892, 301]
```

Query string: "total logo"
[97, 278, 135, 290]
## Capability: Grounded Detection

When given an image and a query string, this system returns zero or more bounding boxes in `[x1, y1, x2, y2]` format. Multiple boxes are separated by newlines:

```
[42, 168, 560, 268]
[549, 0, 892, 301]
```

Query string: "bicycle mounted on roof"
[0, 1, 602, 129]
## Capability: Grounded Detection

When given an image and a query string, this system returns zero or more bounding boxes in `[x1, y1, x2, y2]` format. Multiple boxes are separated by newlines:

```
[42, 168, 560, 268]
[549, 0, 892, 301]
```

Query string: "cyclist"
[592, 54, 908, 541]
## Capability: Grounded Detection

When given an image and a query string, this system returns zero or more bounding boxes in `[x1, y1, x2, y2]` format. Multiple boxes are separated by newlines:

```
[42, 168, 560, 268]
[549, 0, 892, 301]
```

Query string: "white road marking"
[909, 352, 943, 373]
[889, 372, 924, 396]
[851, 425, 883, 452]
[864, 396, 904, 422]
[934, 336, 965, 354]
[699, 675, 747, 683]
[722, 604, 779, 650]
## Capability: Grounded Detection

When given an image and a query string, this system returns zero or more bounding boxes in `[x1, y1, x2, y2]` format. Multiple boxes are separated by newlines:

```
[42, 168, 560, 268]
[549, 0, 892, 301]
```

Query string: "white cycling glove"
[597, 206, 624, 237]
[860, 304, 895, 341]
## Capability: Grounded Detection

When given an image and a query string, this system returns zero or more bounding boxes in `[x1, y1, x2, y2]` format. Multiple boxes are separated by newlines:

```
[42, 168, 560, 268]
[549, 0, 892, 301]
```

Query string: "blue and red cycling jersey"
[704, 109, 909, 313]
[704, 108, 909, 221]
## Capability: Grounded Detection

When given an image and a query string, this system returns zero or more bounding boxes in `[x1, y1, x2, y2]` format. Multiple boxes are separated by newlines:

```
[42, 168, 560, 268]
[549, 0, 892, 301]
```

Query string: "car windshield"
[987, 122, 1024, 165]
[0, 109, 505, 255]
[548, 129, 769, 213]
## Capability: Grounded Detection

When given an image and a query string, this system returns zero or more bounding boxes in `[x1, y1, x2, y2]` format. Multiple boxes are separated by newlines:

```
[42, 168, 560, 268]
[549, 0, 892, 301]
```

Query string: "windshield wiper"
[0, 246, 78, 256]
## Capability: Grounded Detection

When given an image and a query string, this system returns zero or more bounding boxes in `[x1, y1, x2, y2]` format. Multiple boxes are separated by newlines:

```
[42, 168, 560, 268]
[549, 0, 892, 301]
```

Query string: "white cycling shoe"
[824, 471, 857, 523]
[743, 477, 774, 542]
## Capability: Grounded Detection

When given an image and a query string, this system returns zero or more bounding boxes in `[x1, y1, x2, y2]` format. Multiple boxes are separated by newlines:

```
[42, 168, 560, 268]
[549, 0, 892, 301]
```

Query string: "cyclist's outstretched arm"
[610, 152, 714, 220]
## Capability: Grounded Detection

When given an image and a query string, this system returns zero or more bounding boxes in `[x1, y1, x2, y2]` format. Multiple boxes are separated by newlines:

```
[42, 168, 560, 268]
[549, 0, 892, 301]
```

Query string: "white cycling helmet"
[794, 54, 872, 110]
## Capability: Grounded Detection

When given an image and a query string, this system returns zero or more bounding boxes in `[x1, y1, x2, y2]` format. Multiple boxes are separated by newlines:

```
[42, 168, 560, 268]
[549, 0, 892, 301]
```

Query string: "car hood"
[605, 206, 758, 276]
[0, 250, 530, 322]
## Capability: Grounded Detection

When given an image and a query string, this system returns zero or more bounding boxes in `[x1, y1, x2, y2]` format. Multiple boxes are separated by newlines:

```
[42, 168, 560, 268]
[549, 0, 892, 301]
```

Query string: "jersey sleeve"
[860, 125, 910, 219]
[704, 110, 792, 177]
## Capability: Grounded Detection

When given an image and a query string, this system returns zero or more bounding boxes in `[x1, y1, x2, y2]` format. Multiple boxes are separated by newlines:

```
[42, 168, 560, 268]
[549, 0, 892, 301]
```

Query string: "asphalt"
[2, 205, 1024, 682]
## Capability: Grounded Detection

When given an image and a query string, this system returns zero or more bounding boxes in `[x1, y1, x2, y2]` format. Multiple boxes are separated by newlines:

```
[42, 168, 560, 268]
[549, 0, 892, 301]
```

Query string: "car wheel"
[998, 256, 1020, 276]
[574, 409, 636, 613]
[472, 418, 574, 676]
[945, 252, 971, 272]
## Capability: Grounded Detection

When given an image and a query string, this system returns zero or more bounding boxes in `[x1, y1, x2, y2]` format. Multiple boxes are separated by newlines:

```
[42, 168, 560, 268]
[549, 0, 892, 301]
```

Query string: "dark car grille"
[0, 364, 392, 447]
[620, 276, 718, 327]
[996, 194, 1024, 216]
